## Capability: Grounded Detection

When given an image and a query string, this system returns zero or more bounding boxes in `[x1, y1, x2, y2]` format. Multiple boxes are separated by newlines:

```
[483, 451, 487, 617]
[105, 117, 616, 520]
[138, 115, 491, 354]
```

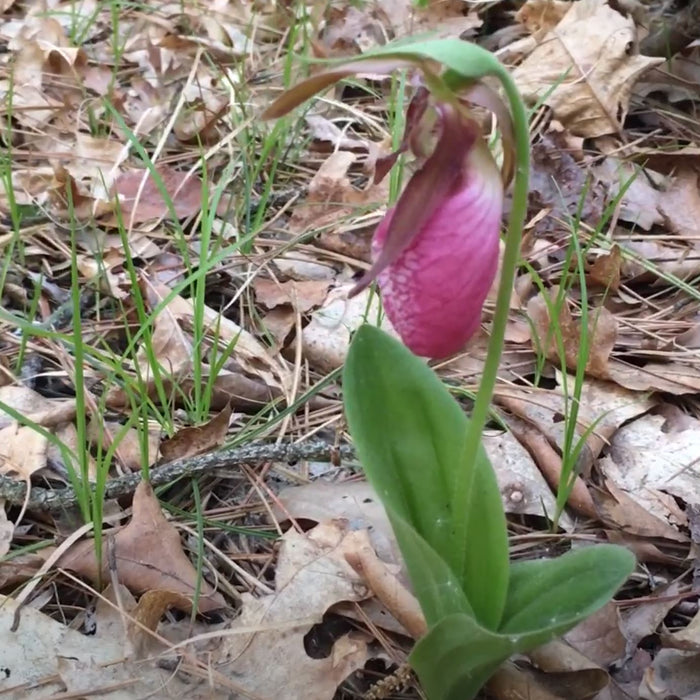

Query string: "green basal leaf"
[409, 613, 515, 700]
[500, 544, 636, 636]
[388, 510, 473, 626]
[343, 325, 509, 629]
[409, 545, 634, 699]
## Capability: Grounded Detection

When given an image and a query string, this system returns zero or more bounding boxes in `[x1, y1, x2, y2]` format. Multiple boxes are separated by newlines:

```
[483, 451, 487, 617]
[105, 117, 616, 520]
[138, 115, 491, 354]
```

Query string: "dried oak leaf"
[516, 0, 572, 40]
[586, 245, 622, 291]
[299, 285, 396, 373]
[497, 373, 652, 484]
[0, 506, 13, 558]
[564, 601, 626, 668]
[526, 132, 606, 236]
[59, 480, 225, 613]
[639, 649, 700, 700]
[0, 386, 76, 483]
[658, 167, 700, 238]
[606, 357, 700, 395]
[289, 151, 387, 260]
[216, 521, 370, 700]
[0, 589, 219, 698]
[593, 478, 688, 543]
[88, 420, 161, 471]
[593, 158, 665, 231]
[599, 411, 700, 529]
[513, 0, 662, 137]
[487, 661, 609, 700]
[106, 279, 289, 410]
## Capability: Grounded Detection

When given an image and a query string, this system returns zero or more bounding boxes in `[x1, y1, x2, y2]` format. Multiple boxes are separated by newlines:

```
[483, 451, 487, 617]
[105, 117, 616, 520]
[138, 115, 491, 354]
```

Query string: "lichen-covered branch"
[0, 441, 356, 513]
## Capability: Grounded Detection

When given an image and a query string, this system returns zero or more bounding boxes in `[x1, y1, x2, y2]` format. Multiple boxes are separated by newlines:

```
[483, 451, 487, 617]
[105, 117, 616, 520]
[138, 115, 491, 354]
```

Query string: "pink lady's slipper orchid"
[349, 94, 506, 358]
[263, 52, 516, 359]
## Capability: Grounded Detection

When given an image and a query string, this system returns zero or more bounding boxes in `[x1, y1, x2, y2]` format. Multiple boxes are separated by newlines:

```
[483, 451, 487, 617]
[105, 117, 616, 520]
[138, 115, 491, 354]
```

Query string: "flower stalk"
[452, 66, 530, 577]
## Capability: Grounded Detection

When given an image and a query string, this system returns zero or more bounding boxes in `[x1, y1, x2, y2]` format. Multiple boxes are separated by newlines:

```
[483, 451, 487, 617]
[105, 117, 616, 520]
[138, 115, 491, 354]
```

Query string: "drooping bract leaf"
[343, 325, 509, 629]
[262, 39, 506, 122]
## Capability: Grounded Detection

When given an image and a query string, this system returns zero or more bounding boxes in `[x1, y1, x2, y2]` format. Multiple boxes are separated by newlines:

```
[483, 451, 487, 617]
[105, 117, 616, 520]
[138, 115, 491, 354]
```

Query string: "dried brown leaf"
[528, 290, 617, 378]
[59, 480, 225, 613]
[305, 114, 369, 152]
[111, 165, 202, 223]
[299, 285, 396, 373]
[0, 386, 75, 430]
[638, 649, 700, 699]
[0, 505, 13, 558]
[587, 245, 622, 291]
[274, 481, 399, 565]
[253, 278, 332, 313]
[593, 478, 687, 543]
[487, 659, 609, 700]
[497, 375, 653, 480]
[0, 590, 218, 698]
[513, 0, 662, 136]
[564, 601, 627, 667]
[658, 168, 700, 238]
[516, 0, 572, 39]
[0, 425, 47, 480]
[0, 552, 44, 589]
[660, 606, 700, 652]
[600, 411, 700, 527]
[621, 581, 683, 653]
[216, 522, 370, 699]
[527, 131, 606, 236]
[289, 150, 386, 240]
[620, 238, 700, 284]
[593, 158, 665, 231]
[605, 530, 685, 566]
[505, 413, 596, 519]
[88, 420, 161, 471]
[159, 404, 231, 463]
[260, 307, 296, 347]
[138, 287, 193, 379]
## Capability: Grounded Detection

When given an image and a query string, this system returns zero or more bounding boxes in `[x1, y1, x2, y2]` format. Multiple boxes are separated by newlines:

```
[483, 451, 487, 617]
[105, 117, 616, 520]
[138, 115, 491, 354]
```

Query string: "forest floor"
[1, 0, 700, 698]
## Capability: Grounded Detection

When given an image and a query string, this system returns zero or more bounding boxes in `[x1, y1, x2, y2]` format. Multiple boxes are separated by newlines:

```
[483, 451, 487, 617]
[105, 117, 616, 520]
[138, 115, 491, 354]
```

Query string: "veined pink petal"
[375, 143, 503, 358]
[350, 105, 477, 298]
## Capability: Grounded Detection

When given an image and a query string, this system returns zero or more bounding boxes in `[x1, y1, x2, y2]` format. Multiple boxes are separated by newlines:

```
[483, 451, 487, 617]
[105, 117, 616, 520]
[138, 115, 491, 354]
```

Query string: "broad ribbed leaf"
[500, 544, 636, 636]
[388, 511, 472, 626]
[343, 325, 509, 629]
[410, 543, 633, 700]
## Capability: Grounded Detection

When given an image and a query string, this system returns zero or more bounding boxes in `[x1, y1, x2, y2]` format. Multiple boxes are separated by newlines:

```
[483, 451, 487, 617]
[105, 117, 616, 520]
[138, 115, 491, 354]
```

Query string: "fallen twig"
[0, 440, 355, 513]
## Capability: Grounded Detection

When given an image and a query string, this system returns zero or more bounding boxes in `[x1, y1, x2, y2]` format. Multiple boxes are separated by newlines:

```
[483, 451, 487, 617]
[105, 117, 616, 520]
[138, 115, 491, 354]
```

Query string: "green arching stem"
[451, 67, 530, 591]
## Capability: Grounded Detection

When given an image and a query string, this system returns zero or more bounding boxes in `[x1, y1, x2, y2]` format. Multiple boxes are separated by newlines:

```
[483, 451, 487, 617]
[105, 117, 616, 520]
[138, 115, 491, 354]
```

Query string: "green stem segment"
[451, 68, 530, 591]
